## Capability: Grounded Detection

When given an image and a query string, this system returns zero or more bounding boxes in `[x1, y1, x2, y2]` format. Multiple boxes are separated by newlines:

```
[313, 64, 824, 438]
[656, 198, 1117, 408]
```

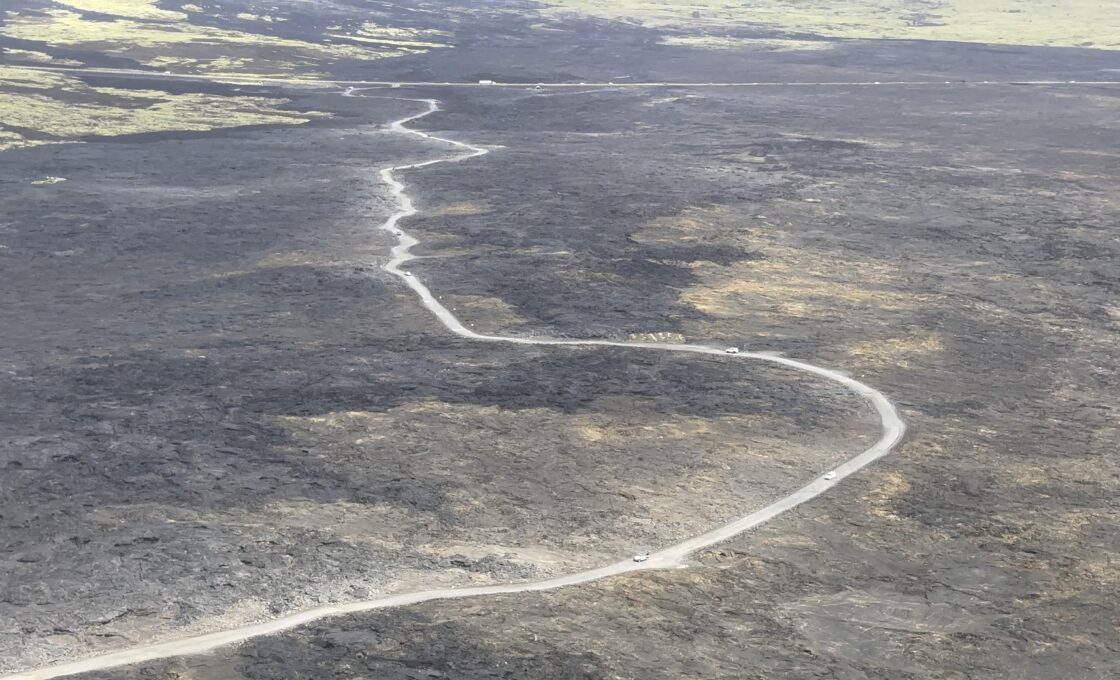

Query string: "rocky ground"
[0, 51, 875, 676]
[2, 1, 1118, 678]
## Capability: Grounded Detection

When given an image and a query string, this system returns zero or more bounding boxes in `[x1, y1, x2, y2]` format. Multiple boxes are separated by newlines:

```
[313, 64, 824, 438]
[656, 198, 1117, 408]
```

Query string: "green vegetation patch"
[1, 1, 448, 77]
[0, 65, 328, 153]
[57, 0, 189, 21]
[660, 36, 835, 51]
[544, 0, 1120, 49]
[2, 48, 84, 66]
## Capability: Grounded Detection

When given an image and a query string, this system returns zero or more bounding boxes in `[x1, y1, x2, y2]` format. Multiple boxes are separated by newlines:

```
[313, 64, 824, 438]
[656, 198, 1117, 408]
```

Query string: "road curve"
[4, 89, 906, 680]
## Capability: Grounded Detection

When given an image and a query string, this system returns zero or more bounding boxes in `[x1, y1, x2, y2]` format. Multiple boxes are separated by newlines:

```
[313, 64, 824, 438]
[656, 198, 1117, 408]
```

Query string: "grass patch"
[57, 0, 188, 21]
[660, 36, 836, 50]
[544, 0, 1120, 49]
[2, 47, 83, 65]
[0, 5, 446, 77]
[0, 64, 327, 153]
[845, 332, 945, 368]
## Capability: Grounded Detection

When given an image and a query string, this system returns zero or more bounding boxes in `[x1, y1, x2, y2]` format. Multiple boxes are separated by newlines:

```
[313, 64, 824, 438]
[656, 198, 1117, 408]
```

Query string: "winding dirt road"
[4, 90, 906, 680]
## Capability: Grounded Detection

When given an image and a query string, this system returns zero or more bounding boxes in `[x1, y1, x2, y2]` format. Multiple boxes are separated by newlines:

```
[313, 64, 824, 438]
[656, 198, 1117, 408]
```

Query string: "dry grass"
[56, 0, 187, 21]
[0, 65, 326, 153]
[680, 246, 921, 318]
[632, 205, 733, 245]
[846, 333, 945, 369]
[860, 470, 912, 520]
[634, 205, 938, 319]
[1, 4, 446, 78]
[573, 415, 716, 445]
[429, 201, 494, 217]
[192, 249, 343, 283]
[2, 48, 82, 65]
[660, 36, 835, 51]
[544, 0, 1120, 49]
[442, 294, 529, 329]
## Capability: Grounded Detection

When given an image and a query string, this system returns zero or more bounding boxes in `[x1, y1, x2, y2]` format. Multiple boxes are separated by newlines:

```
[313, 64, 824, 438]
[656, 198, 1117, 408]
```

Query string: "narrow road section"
[14, 65, 1120, 88]
[4, 90, 906, 680]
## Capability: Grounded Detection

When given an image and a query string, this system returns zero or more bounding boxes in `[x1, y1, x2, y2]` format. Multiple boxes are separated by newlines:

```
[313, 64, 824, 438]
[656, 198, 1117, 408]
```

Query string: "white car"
[823, 471, 837, 480]
[633, 552, 650, 563]
[403, 272, 413, 277]
[725, 347, 740, 354]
